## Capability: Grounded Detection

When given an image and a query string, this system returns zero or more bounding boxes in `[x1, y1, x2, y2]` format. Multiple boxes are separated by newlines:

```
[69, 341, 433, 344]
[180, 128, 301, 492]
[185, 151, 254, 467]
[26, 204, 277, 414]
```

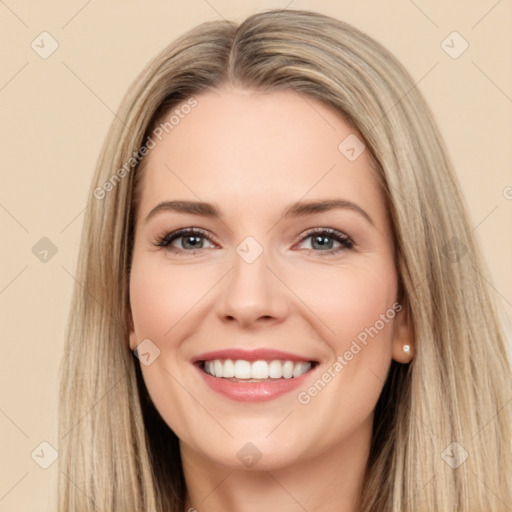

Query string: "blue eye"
[154, 227, 354, 256]
[155, 228, 215, 252]
[297, 228, 354, 255]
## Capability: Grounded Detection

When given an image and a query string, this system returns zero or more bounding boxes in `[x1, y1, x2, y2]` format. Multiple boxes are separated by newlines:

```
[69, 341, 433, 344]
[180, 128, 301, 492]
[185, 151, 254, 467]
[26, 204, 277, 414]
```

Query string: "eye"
[153, 227, 354, 257]
[154, 227, 216, 254]
[295, 228, 354, 256]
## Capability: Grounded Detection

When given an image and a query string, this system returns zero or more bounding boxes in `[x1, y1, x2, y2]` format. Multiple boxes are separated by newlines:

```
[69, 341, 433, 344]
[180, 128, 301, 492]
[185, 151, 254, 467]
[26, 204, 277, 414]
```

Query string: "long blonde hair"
[58, 9, 512, 511]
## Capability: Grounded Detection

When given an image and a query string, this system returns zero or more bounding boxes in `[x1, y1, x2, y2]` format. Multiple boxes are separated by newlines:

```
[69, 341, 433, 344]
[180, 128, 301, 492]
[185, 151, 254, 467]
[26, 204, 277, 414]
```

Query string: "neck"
[180, 415, 373, 512]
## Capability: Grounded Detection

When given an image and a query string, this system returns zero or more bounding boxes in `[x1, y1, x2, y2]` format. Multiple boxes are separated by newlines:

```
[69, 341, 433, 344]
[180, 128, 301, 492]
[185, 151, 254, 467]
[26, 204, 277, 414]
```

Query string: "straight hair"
[58, 9, 512, 511]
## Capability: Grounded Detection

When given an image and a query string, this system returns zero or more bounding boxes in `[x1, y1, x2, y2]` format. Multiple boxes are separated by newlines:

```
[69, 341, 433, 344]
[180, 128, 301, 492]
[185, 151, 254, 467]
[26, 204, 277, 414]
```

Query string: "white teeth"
[293, 361, 311, 378]
[268, 360, 283, 379]
[234, 360, 251, 379]
[251, 360, 269, 379]
[223, 359, 235, 378]
[203, 359, 312, 380]
[282, 360, 294, 379]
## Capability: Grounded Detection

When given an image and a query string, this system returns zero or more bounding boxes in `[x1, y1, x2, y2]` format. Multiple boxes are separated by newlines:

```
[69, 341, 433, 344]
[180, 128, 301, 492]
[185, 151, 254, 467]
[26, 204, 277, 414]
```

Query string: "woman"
[58, 8, 512, 511]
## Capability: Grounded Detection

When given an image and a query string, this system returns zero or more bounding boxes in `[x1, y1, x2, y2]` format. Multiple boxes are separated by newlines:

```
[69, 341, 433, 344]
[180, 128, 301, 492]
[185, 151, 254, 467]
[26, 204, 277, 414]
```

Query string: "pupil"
[184, 235, 202, 249]
[313, 235, 333, 250]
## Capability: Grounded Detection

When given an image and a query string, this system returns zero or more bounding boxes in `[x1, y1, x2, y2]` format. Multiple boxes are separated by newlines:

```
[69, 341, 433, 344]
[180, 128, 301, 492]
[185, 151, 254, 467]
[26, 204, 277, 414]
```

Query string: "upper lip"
[191, 348, 318, 363]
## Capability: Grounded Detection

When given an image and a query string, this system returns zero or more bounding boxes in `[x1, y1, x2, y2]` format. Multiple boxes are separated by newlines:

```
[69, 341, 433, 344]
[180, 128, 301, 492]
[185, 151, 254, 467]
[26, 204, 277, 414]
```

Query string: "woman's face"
[129, 86, 412, 471]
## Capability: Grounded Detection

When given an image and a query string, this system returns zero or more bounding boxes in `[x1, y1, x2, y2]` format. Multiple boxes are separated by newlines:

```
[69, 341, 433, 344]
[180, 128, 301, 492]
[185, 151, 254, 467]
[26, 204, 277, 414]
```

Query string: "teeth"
[282, 360, 294, 379]
[292, 361, 311, 378]
[251, 360, 269, 379]
[234, 360, 251, 379]
[214, 359, 223, 377]
[204, 359, 312, 379]
[268, 360, 283, 378]
[223, 359, 235, 378]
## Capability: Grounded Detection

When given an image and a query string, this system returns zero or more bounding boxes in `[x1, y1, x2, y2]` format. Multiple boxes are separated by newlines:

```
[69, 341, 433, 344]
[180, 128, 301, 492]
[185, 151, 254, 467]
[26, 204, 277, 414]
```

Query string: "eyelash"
[153, 227, 354, 257]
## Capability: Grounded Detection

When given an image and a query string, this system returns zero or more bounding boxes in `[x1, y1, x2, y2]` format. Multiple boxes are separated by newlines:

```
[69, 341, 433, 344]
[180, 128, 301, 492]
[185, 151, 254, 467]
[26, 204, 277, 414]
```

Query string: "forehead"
[138, 87, 386, 224]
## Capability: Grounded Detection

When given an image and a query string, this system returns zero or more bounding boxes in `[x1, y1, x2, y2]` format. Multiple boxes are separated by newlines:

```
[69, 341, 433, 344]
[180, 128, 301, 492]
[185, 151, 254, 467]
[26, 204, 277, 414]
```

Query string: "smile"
[192, 349, 319, 402]
[202, 359, 314, 381]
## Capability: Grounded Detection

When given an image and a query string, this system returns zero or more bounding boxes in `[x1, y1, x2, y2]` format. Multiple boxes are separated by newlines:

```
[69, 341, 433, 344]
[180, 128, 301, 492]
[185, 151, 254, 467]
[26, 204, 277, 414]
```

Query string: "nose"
[215, 248, 290, 329]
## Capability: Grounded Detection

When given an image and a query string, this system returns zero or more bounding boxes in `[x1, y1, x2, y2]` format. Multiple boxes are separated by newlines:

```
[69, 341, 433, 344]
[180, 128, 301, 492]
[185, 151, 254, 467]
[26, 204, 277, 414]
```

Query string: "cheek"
[129, 259, 210, 442]
[129, 258, 212, 342]
[296, 262, 397, 349]
[130, 267, 172, 338]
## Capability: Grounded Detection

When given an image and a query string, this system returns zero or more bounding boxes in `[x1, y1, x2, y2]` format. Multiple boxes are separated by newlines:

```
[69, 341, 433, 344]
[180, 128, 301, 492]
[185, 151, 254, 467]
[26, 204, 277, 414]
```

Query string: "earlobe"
[391, 302, 415, 364]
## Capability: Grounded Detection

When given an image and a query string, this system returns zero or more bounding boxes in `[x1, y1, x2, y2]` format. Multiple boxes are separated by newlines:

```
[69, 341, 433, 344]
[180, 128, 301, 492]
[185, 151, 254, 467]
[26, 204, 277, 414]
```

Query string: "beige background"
[1, 1, 511, 510]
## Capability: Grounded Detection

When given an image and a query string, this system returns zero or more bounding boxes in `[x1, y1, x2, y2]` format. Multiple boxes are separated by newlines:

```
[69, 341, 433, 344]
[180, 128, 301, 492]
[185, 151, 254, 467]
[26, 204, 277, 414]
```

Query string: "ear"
[391, 301, 415, 363]
[127, 309, 138, 352]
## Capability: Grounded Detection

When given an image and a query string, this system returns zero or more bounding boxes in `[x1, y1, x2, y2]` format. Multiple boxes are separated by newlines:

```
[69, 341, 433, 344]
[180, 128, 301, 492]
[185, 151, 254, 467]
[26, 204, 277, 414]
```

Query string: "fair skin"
[129, 86, 413, 512]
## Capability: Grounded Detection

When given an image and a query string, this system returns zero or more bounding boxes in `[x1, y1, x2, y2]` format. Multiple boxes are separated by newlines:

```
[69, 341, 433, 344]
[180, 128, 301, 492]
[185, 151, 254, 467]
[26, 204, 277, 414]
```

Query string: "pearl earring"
[403, 344, 411, 354]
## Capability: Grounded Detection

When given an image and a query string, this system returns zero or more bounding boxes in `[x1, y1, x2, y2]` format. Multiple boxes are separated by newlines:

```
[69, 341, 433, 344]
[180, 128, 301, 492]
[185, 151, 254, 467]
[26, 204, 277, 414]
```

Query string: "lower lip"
[195, 364, 315, 402]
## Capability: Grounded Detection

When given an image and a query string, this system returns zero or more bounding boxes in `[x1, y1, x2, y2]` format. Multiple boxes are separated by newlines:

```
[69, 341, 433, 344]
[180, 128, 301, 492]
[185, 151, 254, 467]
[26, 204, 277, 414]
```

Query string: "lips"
[192, 348, 319, 402]
[192, 348, 318, 364]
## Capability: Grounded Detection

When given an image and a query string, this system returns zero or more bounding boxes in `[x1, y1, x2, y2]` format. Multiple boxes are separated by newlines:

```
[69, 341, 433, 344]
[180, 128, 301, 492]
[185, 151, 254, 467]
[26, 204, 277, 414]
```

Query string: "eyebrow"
[144, 198, 374, 226]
